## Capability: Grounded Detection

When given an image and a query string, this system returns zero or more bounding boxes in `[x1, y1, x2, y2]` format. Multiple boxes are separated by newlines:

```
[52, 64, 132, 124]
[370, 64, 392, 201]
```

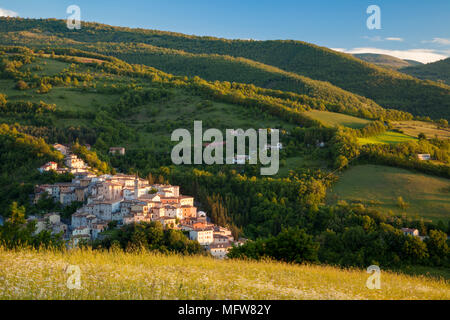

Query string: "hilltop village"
[32, 144, 238, 259]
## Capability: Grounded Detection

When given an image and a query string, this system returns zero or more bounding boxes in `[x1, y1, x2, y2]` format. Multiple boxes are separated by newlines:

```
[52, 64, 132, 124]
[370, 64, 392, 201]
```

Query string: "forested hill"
[352, 53, 423, 69]
[401, 58, 450, 85]
[0, 18, 449, 120]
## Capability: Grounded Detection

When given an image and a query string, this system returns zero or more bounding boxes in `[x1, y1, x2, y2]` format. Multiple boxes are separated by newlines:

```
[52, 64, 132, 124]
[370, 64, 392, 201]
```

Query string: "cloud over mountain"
[0, 8, 18, 17]
[332, 47, 448, 64]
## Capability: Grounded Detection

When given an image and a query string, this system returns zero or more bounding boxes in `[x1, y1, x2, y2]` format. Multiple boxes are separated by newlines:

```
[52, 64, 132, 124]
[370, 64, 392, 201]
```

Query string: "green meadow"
[328, 165, 450, 223]
[25, 57, 71, 76]
[358, 131, 417, 145]
[303, 110, 372, 129]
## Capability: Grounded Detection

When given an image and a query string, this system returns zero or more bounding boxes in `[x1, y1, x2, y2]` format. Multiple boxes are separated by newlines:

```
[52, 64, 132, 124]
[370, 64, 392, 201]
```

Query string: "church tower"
[134, 173, 139, 199]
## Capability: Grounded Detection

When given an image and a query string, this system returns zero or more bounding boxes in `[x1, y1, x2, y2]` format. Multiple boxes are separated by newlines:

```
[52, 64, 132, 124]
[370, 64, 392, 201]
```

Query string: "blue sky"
[1, 0, 449, 63]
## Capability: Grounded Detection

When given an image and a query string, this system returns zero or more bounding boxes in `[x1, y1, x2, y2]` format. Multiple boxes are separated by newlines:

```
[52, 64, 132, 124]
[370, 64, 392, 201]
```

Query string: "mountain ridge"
[401, 57, 450, 85]
[1, 18, 449, 120]
[352, 53, 423, 69]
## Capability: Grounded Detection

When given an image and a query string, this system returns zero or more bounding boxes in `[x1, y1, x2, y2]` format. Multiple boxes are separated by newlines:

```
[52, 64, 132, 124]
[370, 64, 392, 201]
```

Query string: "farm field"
[358, 131, 417, 145]
[6, 86, 120, 112]
[277, 155, 328, 177]
[39, 54, 106, 65]
[303, 110, 372, 128]
[25, 57, 71, 76]
[327, 165, 450, 223]
[0, 248, 448, 300]
[391, 120, 450, 140]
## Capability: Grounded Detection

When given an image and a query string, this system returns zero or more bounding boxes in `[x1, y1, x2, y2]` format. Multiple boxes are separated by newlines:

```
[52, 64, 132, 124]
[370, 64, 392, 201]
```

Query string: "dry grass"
[391, 121, 450, 140]
[0, 247, 448, 300]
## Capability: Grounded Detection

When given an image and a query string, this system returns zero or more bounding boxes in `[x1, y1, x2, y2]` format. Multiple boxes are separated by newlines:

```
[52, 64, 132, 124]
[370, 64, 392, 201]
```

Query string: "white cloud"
[362, 36, 382, 42]
[363, 36, 404, 42]
[385, 37, 404, 42]
[0, 8, 18, 17]
[430, 38, 450, 46]
[331, 47, 448, 64]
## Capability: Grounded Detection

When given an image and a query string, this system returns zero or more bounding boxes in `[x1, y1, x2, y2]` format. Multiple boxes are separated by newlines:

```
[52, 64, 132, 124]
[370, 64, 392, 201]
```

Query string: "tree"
[402, 235, 428, 263]
[228, 228, 319, 264]
[438, 119, 448, 128]
[334, 155, 349, 169]
[37, 83, 52, 94]
[425, 230, 449, 266]
[397, 197, 409, 210]
[95, 222, 203, 255]
[0, 202, 34, 248]
[0, 202, 64, 249]
[418, 132, 427, 140]
[107, 221, 118, 230]
[0, 94, 6, 107]
[9, 202, 26, 225]
[266, 228, 319, 264]
[15, 80, 29, 90]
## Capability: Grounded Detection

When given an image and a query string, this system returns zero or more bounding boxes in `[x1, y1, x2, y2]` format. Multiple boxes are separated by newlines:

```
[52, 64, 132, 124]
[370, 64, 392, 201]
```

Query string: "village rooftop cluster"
[32, 144, 239, 258]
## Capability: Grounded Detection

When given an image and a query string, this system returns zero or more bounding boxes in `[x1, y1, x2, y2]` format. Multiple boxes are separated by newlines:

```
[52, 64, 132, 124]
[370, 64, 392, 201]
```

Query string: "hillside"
[0, 123, 71, 216]
[391, 120, 450, 140]
[0, 18, 449, 120]
[0, 39, 449, 276]
[0, 47, 334, 216]
[87, 42, 383, 112]
[353, 53, 423, 69]
[1, 248, 448, 300]
[0, 24, 385, 115]
[328, 165, 450, 222]
[401, 58, 450, 85]
[404, 60, 425, 67]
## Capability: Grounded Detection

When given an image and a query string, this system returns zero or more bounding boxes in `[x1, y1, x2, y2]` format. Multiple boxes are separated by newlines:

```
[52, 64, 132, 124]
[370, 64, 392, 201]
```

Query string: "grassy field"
[328, 165, 450, 222]
[25, 57, 71, 76]
[303, 110, 371, 129]
[398, 265, 450, 281]
[0, 248, 448, 300]
[277, 155, 329, 177]
[391, 120, 450, 140]
[358, 131, 417, 145]
[4, 86, 120, 112]
[38, 53, 106, 65]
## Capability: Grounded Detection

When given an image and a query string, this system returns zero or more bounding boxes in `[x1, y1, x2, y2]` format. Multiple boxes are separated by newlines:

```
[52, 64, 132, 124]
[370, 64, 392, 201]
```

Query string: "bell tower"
[134, 173, 139, 199]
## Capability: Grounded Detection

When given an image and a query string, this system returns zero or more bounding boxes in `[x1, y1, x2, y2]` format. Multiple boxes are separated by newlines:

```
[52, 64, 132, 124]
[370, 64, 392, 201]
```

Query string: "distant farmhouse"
[109, 147, 126, 156]
[417, 154, 431, 161]
[402, 228, 420, 237]
[264, 142, 283, 150]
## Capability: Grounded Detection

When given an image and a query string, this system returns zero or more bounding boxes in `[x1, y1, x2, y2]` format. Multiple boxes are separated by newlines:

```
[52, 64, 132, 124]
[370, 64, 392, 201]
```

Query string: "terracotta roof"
[214, 234, 230, 239]
[402, 228, 418, 233]
[192, 227, 214, 232]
